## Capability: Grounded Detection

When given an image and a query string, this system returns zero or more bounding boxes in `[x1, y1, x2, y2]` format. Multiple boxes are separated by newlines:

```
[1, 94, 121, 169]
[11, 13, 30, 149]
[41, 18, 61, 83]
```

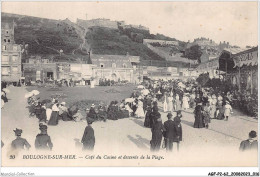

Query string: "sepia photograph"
[0, 1, 258, 173]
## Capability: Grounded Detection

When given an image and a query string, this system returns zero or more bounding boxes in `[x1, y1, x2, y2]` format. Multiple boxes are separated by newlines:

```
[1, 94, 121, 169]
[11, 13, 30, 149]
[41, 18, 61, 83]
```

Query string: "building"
[143, 39, 179, 46]
[1, 22, 22, 83]
[219, 47, 258, 94]
[90, 54, 141, 84]
[77, 18, 118, 30]
[23, 56, 57, 82]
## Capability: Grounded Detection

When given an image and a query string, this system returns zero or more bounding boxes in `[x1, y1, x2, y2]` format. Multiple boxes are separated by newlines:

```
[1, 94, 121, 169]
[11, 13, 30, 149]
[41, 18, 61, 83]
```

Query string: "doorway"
[47, 72, 53, 80]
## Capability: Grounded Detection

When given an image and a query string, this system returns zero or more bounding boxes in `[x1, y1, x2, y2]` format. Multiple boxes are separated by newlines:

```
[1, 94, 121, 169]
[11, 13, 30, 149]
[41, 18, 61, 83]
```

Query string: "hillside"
[86, 26, 165, 60]
[2, 12, 187, 62]
[2, 13, 83, 61]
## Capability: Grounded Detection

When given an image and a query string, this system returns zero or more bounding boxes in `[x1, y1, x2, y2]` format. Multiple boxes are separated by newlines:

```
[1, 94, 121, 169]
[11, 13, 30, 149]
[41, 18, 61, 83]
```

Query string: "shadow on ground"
[127, 135, 150, 149]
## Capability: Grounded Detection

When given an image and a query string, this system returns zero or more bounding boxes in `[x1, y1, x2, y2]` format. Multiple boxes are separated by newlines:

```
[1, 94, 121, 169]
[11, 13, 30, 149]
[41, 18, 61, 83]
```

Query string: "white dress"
[182, 96, 189, 109]
[136, 101, 145, 118]
[167, 96, 173, 112]
[163, 96, 168, 112]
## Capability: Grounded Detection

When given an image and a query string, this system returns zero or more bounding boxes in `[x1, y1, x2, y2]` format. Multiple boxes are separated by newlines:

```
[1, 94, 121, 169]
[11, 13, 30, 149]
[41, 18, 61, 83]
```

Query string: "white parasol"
[137, 85, 144, 89]
[31, 90, 40, 95]
[2, 88, 10, 93]
[142, 89, 150, 96]
[125, 98, 135, 103]
[24, 92, 33, 98]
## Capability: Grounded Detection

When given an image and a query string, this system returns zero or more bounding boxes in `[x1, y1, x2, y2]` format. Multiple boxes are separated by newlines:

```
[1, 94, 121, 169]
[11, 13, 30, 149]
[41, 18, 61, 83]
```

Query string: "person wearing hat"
[239, 131, 258, 152]
[163, 113, 176, 151]
[193, 102, 204, 128]
[87, 104, 98, 121]
[210, 94, 217, 119]
[58, 102, 70, 121]
[97, 105, 107, 122]
[81, 118, 95, 151]
[150, 112, 164, 152]
[48, 99, 59, 126]
[224, 100, 232, 121]
[173, 110, 183, 150]
[182, 93, 190, 111]
[11, 128, 31, 150]
[35, 124, 53, 150]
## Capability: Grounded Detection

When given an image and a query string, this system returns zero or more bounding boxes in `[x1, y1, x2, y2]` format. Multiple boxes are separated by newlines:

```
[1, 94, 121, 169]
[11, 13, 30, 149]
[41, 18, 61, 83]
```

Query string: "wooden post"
[250, 66, 253, 94]
[238, 66, 241, 92]
[225, 58, 227, 81]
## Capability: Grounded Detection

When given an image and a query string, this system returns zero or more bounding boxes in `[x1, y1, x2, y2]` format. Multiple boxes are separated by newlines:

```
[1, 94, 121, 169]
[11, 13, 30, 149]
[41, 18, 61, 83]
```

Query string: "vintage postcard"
[1, 1, 258, 171]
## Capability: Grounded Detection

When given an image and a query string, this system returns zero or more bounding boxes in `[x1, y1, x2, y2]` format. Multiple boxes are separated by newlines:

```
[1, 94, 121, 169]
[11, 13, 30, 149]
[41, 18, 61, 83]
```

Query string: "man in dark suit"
[163, 113, 176, 152]
[81, 118, 95, 151]
[173, 110, 183, 151]
[239, 131, 258, 152]
[35, 124, 53, 150]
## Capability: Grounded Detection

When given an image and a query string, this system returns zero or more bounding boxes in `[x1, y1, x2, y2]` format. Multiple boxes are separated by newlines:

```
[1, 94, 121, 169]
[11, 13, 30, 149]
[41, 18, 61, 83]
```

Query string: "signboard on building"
[233, 50, 258, 67]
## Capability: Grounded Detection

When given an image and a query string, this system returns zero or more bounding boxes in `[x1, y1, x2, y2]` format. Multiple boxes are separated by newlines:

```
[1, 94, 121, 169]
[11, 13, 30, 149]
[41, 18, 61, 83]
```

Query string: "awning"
[233, 49, 258, 68]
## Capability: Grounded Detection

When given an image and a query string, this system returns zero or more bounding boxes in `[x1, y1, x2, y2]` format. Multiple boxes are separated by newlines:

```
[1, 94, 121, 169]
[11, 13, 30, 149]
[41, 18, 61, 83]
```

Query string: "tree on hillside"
[184, 45, 203, 63]
[196, 73, 210, 86]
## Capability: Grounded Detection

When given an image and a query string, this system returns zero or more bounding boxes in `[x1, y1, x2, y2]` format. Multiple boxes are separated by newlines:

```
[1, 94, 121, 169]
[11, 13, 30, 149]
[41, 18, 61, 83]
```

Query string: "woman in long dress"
[136, 100, 145, 118]
[163, 93, 168, 112]
[48, 100, 59, 126]
[210, 94, 217, 119]
[182, 94, 189, 110]
[175, 94, 181, 111]
[167, 95, 173, 112]
[144, 106, 152, 128]
[193, 103, 204, 128]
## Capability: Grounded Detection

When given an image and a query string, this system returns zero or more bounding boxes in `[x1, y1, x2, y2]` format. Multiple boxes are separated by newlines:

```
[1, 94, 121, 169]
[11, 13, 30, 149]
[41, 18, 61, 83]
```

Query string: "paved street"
[1, 86, 258, 167]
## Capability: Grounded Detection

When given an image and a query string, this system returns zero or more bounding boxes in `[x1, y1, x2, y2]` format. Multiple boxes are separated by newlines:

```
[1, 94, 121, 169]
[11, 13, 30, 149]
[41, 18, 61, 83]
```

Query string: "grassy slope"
[86, 27, 165, 60]
[2, 13, 82, 58]
[2, 13, 185, 61]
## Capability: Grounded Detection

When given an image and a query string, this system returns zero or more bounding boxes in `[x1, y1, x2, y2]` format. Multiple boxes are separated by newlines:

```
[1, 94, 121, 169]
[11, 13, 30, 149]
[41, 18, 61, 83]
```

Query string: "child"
[224, 101, 232, 121]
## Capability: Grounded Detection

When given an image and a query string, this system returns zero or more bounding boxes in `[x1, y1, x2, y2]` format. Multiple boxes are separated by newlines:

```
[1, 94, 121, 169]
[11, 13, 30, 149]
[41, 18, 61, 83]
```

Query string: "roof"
[222, 47, 247, 55]
[232, 46, 258, 57]
[91, 54, 140, 61]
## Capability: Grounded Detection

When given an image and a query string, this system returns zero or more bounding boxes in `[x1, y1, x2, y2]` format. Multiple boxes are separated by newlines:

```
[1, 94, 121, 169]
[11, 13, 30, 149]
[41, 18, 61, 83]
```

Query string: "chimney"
[224, 41, 226, 44]
[227, 42, 229, 45]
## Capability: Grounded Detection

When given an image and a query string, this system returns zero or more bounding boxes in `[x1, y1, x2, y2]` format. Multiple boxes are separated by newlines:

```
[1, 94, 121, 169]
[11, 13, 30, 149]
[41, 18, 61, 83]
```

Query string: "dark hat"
[40, 125, 48, 131]
[249, 131, 257, 138]
[167, 113, 173, 118]
[13, 128, 22, 136]
[177, 110, 182, 115]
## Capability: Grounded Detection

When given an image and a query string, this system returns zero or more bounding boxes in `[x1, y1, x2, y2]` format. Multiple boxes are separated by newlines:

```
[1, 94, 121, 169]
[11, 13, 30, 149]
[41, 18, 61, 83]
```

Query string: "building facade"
[1, 22, 22, 82]
[91, 54, 141, 84]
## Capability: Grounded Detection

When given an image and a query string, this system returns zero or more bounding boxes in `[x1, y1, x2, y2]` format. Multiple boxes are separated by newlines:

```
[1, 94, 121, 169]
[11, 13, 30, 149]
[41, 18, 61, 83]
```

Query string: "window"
[2, 45, 6, 50]
[4, 39, 6, 42]
[2, 55, 9, 64]
[1, 67, 10, 75]
[112, 63, 116, 68]
[122, 63, 127, 68]
[13, 45, 18, 51]
[100, 63, 104, 68]
[12, 55, 18, 63]
[12, 67, 18, 73]
[6, 30, 9, 34]
[8, 39, 10, 43]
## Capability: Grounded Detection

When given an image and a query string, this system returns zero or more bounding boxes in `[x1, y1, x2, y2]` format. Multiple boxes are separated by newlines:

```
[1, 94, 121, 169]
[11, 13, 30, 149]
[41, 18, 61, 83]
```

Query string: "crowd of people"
[1, 78, 258, 153]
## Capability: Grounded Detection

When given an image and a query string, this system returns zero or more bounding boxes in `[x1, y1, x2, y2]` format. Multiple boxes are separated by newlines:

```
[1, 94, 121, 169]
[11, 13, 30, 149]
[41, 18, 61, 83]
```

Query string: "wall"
[77, 18, 118, 29]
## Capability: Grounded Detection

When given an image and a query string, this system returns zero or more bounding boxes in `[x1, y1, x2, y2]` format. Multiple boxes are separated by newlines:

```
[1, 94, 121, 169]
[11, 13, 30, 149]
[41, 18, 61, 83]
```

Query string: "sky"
[2, 1, 258, 48]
